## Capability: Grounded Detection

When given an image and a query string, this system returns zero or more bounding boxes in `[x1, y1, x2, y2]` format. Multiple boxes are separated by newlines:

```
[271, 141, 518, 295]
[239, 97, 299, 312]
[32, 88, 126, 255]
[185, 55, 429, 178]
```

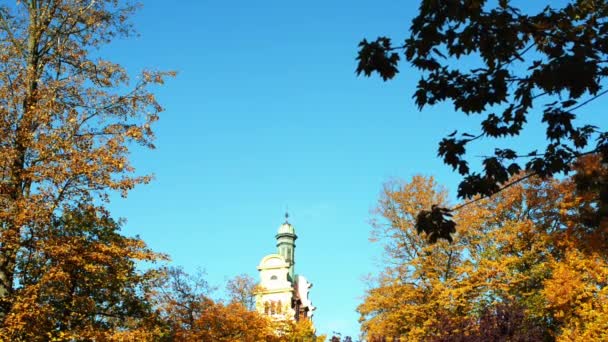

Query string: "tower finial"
[284, 208, 289, 224]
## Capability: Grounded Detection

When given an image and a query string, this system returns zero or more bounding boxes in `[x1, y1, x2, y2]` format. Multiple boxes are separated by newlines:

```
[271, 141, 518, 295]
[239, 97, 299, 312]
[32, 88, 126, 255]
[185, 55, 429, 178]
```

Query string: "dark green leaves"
[438, 137, 468, 174]
[357, 0, 608, 242]
[415, 205, 456, 243]
[356, 38, 400, 81]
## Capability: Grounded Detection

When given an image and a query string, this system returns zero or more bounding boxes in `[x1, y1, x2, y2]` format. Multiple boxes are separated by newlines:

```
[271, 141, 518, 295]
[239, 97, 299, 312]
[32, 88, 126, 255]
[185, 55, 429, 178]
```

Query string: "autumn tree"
[2, 205, 167, 340]
[359, 176, 475, 340]
[359, 168, 608, 340]
[226, 273, 259, 311]
[280, 318, 323, 342]
[0, 0, 173, 338]
[153, 267, 215, 339]
[356, 0, 608, 240]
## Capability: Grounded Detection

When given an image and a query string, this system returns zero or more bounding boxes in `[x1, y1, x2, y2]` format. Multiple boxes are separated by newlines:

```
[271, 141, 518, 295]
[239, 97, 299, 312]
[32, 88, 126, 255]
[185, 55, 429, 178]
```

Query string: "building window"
[270, 275, 277, 280]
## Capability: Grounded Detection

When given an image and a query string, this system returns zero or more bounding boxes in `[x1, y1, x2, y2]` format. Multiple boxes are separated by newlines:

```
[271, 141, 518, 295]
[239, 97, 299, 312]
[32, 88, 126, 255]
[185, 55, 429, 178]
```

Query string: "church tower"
[276, 213, 297, 281]
[256, 213, 315, 325]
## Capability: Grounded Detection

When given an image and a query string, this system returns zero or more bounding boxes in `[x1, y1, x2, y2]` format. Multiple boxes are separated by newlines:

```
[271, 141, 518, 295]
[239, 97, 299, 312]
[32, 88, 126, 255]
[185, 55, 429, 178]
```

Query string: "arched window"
[264, 302, 270, 315]
[270, 275, 277, 280]
[270, 301, 276, 315]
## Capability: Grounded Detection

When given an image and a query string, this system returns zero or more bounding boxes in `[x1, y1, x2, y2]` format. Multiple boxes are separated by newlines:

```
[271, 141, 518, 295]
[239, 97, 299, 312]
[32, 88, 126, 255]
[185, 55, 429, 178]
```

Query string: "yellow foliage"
[360, 161, 608, 341]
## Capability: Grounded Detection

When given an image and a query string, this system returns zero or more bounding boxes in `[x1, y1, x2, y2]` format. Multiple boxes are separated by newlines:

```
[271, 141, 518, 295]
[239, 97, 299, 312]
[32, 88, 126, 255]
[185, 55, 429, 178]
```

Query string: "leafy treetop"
[356, 0, 608, 241]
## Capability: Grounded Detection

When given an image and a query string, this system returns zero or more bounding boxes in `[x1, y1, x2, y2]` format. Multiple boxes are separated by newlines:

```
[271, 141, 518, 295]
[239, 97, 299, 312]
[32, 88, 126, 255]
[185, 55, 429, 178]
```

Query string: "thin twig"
[451, 148, 602, 212]
[568, 89, 608, 112]
[451, 172, 537, 212]
[0, 9, 26, 57]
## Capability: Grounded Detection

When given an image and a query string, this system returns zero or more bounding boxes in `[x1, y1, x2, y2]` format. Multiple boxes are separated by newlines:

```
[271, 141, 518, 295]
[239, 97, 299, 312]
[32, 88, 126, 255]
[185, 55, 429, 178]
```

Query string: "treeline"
[0, 208, 320, 340]
[358, 156, 608, 341]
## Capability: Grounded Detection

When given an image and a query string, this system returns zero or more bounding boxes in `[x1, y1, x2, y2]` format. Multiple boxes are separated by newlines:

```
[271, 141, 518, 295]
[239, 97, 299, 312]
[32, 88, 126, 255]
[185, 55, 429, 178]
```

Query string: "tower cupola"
[276, 212, 297, 281]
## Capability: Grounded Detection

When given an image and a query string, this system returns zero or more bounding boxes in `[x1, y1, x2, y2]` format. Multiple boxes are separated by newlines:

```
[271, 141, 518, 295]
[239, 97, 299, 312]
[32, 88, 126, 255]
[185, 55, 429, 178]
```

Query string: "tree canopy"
[359, 159, 608, 341]
[356, 0, 608, 241]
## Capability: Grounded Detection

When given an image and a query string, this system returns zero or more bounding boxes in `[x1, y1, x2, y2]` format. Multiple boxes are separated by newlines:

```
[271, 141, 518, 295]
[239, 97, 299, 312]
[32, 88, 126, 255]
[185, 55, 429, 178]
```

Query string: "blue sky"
[102, 0, 605, 337]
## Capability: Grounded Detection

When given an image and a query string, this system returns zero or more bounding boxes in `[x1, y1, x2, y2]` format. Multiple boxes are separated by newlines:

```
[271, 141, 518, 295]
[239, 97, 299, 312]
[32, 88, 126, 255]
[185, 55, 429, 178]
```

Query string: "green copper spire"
[276, 211, 297, 282]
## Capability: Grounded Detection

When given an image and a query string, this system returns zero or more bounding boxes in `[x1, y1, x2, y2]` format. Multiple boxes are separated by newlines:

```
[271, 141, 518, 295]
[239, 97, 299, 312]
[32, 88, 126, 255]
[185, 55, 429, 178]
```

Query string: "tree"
[0, 0, 172, 324]
[191, 301, 277, 342]
[356, 0, 608, 241]
[359, 168, 608, 340]
[359, 176, 476, 340]
[1, 205, 167, 340]
[279, 318, 321, 342]
[225, 273, 259, 311]
[153, 267, 216, 339]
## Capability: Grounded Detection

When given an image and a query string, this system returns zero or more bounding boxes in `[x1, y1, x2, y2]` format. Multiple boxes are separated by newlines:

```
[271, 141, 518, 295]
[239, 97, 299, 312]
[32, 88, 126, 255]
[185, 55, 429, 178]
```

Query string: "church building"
[255, 213, 315, 324]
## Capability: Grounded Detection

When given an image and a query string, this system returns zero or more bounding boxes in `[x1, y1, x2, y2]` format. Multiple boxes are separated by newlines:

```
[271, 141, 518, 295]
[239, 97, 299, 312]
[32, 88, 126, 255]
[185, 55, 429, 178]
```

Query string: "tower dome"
[277, 212, 296, 235]
[278, 222, 296, 235]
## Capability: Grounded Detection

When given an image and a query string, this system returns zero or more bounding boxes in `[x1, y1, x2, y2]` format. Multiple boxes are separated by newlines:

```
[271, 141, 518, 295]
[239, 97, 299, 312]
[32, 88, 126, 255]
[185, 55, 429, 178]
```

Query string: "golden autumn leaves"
[359, 157, 608, 341]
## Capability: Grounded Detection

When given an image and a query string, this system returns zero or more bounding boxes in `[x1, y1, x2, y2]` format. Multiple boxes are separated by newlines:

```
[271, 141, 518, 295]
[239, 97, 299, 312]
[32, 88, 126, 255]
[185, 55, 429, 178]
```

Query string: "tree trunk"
[0, 1, 40, 318]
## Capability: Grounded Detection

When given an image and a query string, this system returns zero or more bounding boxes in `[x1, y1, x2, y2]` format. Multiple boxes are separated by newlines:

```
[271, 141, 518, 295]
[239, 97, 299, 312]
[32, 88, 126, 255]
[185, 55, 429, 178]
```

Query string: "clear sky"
[102, 0, 605, 338]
